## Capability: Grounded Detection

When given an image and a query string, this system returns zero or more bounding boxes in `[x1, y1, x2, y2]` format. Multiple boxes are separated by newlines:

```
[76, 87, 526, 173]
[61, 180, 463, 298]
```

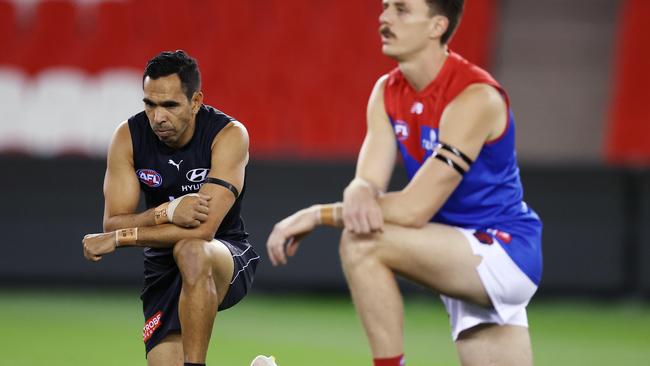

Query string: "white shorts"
[440, 227, 538, 341]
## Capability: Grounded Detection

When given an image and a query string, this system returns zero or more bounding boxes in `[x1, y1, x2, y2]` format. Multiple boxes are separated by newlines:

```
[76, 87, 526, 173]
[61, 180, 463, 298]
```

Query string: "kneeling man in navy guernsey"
[81, 50, 263, 366]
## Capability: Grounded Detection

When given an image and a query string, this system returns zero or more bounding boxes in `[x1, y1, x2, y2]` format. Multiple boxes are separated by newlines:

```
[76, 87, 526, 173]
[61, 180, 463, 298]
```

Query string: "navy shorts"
[140, 239, 259, 355]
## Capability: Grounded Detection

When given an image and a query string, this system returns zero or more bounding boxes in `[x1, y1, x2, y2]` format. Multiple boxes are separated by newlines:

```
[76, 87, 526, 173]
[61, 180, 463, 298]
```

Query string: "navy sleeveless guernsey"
[129, 104, 249, 261]
[128, 104, 257, 354]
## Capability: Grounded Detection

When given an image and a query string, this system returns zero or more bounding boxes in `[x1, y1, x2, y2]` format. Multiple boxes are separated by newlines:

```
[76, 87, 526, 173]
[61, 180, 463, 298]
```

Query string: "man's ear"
[191, 91, 204, 114]
[429, 15, 449, 41]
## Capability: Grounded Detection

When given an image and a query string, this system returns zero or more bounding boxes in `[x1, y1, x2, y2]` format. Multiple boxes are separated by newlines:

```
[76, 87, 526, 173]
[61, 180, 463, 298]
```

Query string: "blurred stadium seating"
[0, 0, 495, 158]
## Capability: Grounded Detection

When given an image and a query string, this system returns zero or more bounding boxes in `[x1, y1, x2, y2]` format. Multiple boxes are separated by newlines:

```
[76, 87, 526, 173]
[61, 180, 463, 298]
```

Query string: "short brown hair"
[425, 0, 464, 44]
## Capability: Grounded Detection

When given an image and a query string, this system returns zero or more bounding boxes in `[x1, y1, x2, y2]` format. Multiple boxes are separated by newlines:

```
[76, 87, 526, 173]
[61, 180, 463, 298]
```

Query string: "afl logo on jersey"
[186, 168, 209, 183]
[136, 169, 163, 187]
[394, 120, 409, 141]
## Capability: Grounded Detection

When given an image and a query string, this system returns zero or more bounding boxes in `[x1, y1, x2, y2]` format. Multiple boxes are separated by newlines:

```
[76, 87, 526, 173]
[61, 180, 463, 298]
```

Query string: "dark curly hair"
[143, 50, 201, 101]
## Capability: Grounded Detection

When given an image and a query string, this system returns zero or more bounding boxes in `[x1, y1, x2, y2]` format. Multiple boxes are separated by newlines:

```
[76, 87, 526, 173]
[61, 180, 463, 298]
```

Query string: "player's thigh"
[456, 324, 533, 366]
[342, 223, 489, 306]
[147, 333, 183, 366]
[205, 239, 235, 303]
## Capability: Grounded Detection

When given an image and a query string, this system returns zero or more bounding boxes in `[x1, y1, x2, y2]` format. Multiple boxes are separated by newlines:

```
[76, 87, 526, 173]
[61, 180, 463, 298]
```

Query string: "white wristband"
[167, 193, 200, 223]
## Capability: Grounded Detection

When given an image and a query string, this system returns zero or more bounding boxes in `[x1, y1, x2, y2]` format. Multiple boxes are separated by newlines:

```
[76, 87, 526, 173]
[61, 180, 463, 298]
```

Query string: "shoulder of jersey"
[202, 104, 238, 124]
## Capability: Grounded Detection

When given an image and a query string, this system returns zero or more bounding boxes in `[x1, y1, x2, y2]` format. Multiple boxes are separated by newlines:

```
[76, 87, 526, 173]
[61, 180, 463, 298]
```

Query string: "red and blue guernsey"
[384, 51, 542, 286]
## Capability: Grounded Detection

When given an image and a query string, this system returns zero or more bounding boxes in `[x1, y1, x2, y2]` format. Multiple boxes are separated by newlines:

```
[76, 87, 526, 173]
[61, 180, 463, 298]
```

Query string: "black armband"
[431, 152, 467, 176]
[204, 177, 239, 199]
[430, 141, 474, 176]
[438, 142, 474, 166]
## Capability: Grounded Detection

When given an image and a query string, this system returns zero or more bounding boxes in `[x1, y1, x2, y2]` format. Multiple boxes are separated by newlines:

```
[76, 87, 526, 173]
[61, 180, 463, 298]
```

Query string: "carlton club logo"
[186, 168, 209, 183]
[394, 120, 409, 141]
[136, 169, 162, 187]
[143, 311, 163, 342]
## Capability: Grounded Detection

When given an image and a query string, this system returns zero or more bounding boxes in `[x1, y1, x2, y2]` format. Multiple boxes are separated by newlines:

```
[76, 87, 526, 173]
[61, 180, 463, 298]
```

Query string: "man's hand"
[267, 206, 320, 266]
[170, 194, 211, 228]
[342, 178, 383, 234]
[82, 232, 117, 262]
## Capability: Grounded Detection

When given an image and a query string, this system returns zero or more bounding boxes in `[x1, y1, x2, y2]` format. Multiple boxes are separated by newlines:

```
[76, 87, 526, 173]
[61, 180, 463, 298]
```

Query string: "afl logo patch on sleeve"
[136, 169, 163, 187]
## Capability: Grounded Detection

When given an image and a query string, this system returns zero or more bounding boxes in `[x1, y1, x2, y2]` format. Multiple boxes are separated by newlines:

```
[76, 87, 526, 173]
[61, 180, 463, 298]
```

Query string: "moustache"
[380, 27, 395, 38]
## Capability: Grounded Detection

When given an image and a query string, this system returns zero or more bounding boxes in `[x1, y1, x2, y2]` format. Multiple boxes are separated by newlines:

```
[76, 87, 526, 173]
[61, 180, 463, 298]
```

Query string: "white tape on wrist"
[315, 204, 323, 225]
[167, 193, 200, 223]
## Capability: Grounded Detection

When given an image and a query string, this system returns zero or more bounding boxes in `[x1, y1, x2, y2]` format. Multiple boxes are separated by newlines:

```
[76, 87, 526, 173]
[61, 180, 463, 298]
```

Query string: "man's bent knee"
[339, 230, 381, 270]
[173, 238, 212, 286]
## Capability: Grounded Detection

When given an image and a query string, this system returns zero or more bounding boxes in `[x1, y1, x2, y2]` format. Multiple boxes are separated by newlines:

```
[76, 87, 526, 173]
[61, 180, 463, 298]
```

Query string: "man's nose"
[153, 108, 165, 123]
[379, 8, 390, 24]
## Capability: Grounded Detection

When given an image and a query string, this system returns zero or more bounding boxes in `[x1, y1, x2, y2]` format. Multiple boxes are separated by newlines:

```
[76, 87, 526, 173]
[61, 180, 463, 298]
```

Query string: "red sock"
[373, 354, 405, 366]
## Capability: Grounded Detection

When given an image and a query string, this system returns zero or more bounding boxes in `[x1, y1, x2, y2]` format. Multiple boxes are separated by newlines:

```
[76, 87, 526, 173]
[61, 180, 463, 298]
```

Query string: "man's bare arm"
[268, 85, 507, 265]
[353, 74, 397, 192]
[378, 84, 508, 227]
[102, 122, 211, 232]
[343, 75, 398, 233]
[102, 121, 156, 232]
[84, 122, 248, 261]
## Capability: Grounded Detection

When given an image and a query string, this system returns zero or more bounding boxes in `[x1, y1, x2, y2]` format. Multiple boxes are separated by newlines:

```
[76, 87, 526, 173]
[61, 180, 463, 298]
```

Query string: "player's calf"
[339, 230, 405, 359]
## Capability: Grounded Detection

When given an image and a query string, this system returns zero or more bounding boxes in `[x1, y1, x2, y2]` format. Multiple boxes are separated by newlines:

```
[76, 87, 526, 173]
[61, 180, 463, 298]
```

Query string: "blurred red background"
[0, 0, 647, 163]
[0, 0, 496, 159]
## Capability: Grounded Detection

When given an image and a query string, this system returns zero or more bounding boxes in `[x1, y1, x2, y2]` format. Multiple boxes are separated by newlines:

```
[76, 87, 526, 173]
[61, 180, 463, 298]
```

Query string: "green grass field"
[0, 290, 648, 365]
